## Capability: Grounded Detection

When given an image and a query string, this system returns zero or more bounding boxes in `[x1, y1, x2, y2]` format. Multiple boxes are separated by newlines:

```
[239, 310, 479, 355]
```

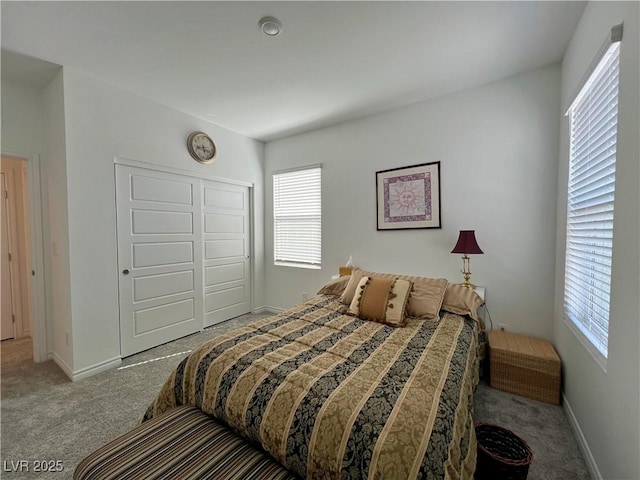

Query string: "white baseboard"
[52, 352, 74, 379]
[563, 393, 601, 480]
[53, 352, 122, 382]
[72, 356, 122, 381]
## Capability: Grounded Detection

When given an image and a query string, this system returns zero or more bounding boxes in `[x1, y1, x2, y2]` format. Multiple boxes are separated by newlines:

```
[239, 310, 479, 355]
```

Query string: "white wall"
[60, 69, 265, 377]
[555, 2, 640, 479]
[265, 65, 561, 339]
[41, 71, 74, 371]
[1, 80, 43, 155]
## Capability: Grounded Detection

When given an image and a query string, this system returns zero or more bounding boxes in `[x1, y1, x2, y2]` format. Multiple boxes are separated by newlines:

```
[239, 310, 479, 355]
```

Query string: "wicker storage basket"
[488, 331, 561, 405]
[475, 423, 533, 480]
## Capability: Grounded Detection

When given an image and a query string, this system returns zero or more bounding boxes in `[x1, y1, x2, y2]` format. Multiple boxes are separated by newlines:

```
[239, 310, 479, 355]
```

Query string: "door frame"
[1, 150, 47, 362]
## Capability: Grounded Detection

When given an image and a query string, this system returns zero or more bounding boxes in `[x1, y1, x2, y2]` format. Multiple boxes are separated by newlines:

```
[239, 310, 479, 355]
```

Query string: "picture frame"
[376, 161, 441, 230]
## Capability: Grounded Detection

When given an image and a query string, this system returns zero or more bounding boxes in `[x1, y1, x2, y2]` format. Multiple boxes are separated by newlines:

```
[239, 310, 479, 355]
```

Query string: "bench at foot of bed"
[74, 405, 298, 480]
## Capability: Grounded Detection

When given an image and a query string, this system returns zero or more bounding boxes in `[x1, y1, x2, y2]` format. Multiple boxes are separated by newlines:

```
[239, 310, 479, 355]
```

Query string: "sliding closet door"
[116, 165, 203, 357]
[116, 164, 252, 356]
[202, 180, 251, 327]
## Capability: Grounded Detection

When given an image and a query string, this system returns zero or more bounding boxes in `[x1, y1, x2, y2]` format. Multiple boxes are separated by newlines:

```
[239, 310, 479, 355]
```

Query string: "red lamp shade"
[451, 230, 484, 255]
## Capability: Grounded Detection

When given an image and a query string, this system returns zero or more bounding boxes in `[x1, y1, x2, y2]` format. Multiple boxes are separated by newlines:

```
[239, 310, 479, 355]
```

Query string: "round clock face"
[187, 131, 216, 164]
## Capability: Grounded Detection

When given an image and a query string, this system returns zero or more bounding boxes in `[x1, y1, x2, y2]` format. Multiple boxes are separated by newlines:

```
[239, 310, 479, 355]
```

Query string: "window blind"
[273, 166, 321, 268]
[564, 39, 620, 360]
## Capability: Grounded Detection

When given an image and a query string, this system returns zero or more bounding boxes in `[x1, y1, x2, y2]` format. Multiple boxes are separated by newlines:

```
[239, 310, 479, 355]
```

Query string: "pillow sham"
[348, 276, 413, 327]
[317, 275, 351, 296]
[340, 268, 448, 320]
[441, 283, 484, 321]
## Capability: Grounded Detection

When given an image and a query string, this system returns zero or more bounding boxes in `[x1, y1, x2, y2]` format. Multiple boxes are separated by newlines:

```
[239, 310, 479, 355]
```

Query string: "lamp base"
[460, 255, 476, 289]
[460, 280, 476, 290]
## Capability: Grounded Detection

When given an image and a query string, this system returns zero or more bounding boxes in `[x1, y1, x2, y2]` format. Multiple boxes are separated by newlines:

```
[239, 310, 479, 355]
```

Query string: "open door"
[1, 172, 16, 340]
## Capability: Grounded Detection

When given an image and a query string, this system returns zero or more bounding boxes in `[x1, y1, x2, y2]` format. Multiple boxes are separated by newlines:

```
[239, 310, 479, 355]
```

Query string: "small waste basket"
[475, 423, 533, 480]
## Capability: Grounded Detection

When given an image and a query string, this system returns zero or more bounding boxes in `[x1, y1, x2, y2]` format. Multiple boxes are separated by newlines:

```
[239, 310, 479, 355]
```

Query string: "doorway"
[0, 153, 46, 362]
[1, 158, 31, 342]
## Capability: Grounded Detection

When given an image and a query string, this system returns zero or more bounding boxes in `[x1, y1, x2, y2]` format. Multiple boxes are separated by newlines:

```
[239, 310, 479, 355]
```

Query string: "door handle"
[122, 269, 130, 275]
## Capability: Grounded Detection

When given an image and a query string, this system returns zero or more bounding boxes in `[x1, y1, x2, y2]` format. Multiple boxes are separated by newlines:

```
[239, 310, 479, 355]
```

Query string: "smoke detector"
[259, 16, 282, 37]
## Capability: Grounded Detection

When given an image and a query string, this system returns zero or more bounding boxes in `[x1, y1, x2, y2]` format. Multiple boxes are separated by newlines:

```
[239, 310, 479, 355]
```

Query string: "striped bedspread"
[144, 295, 479, 480]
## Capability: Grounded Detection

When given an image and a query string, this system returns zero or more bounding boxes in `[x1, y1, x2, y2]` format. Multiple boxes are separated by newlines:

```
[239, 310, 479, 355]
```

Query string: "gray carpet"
[1, 314, 591, 480]
[474, 378, 590, 480]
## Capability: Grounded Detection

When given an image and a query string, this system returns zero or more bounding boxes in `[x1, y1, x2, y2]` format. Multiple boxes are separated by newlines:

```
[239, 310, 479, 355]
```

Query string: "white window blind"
[564, 37, 620, 361]
[273, 166, 321, 268]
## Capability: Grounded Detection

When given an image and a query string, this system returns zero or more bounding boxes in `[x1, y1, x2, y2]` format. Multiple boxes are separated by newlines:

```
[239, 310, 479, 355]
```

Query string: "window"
[564, 27, 621, 363]
[273, 166, 321, 268]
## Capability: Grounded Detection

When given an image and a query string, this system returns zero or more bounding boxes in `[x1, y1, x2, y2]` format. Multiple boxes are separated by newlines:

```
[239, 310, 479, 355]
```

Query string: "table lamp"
[451, 230, 483, 289]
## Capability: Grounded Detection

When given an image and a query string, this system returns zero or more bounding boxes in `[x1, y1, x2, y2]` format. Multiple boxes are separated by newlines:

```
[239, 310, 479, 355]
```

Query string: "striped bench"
[74, 406, 298, 480]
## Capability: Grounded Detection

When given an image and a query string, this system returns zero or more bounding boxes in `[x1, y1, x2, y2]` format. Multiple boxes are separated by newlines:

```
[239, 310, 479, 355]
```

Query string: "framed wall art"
[376, 161, 441, 230]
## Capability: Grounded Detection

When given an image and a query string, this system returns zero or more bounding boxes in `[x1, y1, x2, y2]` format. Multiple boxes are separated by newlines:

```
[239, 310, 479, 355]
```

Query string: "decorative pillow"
[317, 275, 351, 296]
[441, 283, 484, 321]
[341, 268, 448, 320]
[348, 276, 413, 327]
[339, 268, 368, 304]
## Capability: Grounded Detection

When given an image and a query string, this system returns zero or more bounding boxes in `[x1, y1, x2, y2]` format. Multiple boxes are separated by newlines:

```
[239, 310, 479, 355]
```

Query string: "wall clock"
[187, 131, 217, 164]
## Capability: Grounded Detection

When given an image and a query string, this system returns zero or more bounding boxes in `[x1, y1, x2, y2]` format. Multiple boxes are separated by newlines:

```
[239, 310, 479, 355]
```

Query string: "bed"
[141, 272, 481, 480]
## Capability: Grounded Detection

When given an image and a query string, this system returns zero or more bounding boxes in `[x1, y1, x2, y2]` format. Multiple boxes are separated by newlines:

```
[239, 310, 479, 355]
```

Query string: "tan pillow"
[339, 269, 367, 304]
[317, 275, 351, 296]
[441, 283, 484, 320]
[341, 268, 448, 320]
[348, 276, 412, 327]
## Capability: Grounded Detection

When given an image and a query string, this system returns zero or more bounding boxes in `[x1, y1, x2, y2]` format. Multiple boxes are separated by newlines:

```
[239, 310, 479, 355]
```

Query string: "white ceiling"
[1, 1, 586, 142]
